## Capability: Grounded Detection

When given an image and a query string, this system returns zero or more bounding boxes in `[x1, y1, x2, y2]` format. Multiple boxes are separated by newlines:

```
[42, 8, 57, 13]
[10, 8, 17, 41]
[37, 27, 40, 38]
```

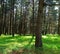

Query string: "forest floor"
[0, 34, 60, 54]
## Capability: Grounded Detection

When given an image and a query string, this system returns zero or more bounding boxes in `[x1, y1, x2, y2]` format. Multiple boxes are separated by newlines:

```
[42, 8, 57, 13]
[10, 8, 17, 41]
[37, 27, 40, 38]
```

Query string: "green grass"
[0, 34, 60, 54]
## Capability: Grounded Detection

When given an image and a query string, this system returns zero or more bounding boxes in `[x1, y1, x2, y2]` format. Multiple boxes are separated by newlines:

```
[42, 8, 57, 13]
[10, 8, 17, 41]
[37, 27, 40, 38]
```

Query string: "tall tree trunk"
[0, 0, 3, 35]
[18, 0, 23, 35]
[9, 0, 15, 37]
[32, 0, 35, 36]
[35, 0, 44, 47]
[58, 6, 60, 35]
[11, 0, 15, 37]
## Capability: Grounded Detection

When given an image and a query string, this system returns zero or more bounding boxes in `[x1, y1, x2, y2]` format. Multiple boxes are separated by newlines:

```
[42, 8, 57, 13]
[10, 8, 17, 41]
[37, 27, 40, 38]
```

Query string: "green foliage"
[0, 34, 60, 54]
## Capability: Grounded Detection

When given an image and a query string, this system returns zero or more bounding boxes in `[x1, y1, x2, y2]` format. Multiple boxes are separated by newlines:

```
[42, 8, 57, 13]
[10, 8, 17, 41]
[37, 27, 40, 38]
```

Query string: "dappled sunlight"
[43, 43, 52, 48]
[51, 36, 58, 39]
[42, 36, 48, 39]
[52, 45, 58, 50]
[8, 42, 23, 47]
[43, 35, 60, 50]
[0, 35, 60, 54]
[43, 43, 59, 50]
[42, 34, 59, 39]
[24, 36, 32, 38]
[21, 41, 30, 46]
[30, 42, 35, 45]
[10, 39, 16, 41]
[0, 36, 35, 49]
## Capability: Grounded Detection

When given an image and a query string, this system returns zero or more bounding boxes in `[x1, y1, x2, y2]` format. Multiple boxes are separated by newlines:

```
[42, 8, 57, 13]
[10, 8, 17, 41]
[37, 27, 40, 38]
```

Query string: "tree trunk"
[0, 0, 3, 35]
[9, 0, 15, 37]
[58, 6, 60, 35]
[35, 0, 44, 47]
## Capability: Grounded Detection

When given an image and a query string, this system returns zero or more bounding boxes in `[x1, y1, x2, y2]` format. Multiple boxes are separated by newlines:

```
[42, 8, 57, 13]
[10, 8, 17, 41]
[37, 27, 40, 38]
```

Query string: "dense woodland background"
[0, 0, 60, 48]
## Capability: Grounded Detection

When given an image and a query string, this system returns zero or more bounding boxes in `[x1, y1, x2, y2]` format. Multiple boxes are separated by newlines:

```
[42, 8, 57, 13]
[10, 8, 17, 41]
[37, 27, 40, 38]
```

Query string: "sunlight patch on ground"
[10, 39, 16, 41]
[30, 42, 35, 45]
[7, 42, 31, 47]
[0, 44, 8, 46]
[24, 36, 32, 38]
[52, 45, 58, 50]
[42, 36, 48, 38]
[9, 42, 22, 45]
[22, 41, 30, 45]
[50, 37, 58, 39]
[0, 35, 60, 54]
[8, 42, 23, 47]
[0, 42, 22, 47]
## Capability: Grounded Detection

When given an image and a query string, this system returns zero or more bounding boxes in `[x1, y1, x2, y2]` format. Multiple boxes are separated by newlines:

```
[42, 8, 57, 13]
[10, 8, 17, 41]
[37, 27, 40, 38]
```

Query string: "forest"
[0, 0, 60, 54]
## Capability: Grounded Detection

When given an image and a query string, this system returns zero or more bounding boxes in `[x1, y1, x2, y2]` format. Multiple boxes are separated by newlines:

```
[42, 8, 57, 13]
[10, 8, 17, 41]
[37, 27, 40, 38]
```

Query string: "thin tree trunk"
[32, 0, 35, 36]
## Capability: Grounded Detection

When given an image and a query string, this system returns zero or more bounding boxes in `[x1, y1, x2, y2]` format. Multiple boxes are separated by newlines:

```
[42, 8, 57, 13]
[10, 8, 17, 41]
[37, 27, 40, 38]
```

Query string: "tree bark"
[35, 0, 44, 47]
[58, 6, 60, 35]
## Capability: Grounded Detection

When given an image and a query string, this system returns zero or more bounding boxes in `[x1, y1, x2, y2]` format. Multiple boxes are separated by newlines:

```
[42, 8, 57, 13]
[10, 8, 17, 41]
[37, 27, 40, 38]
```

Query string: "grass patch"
[0, 34, 60, 54]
